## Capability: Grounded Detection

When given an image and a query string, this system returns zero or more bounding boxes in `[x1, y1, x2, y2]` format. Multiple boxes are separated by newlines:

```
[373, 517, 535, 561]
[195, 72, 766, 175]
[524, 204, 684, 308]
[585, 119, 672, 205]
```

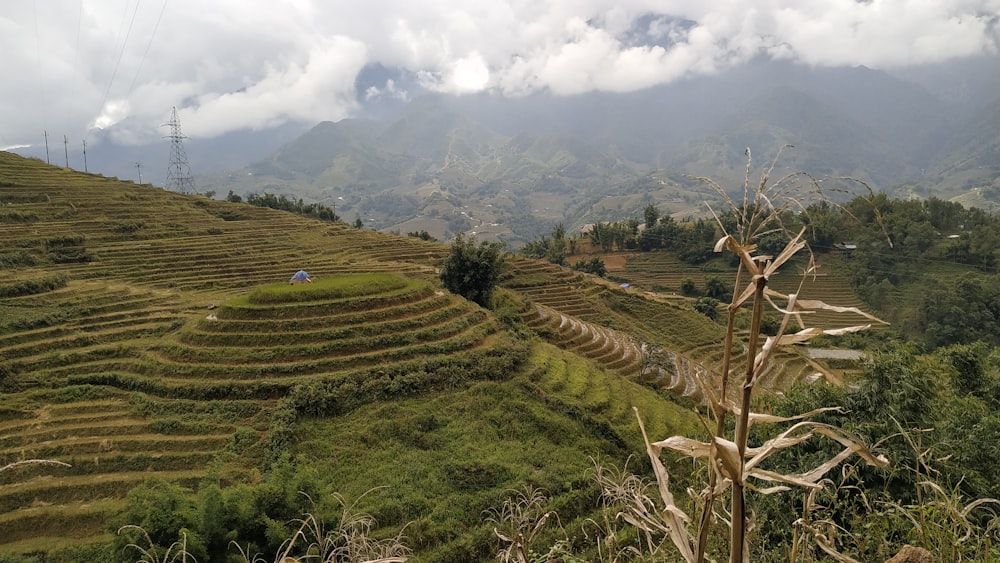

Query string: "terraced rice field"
[0, 152, 517, 551]
[523, 343, 698, 444]
[0, 152, 843, 554]
[0, 272, 505, 549]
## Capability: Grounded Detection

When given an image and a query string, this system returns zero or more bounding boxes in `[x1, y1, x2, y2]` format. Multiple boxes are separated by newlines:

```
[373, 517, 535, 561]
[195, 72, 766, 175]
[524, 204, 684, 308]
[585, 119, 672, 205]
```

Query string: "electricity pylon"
[163, 107, 195, 193]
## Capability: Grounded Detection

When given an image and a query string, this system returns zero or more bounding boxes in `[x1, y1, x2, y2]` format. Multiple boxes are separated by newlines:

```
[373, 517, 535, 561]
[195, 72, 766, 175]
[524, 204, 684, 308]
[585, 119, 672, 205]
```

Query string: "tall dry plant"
[615, 148, 890, 563]
[486, 485, 578, 563]
[118, 525, 197, 563]
[233, 491, 410, 563]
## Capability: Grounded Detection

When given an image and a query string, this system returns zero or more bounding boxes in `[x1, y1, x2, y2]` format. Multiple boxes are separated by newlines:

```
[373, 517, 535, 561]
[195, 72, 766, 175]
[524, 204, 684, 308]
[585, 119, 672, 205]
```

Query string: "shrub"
[0, 274, 68, 298]
[439, 233, 506, 308]
[680, 278, 697, 296]
[571, 257, 607, 277]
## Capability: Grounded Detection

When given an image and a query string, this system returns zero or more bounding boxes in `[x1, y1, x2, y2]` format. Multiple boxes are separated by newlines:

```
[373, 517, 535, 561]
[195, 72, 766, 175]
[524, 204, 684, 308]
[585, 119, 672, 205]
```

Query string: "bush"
[0, 274, 68, 298]
[572, 257, 607, 277]
[693, 296, 720, 320]
[680, 278, 697, 296]
[439, 233, 506, 308]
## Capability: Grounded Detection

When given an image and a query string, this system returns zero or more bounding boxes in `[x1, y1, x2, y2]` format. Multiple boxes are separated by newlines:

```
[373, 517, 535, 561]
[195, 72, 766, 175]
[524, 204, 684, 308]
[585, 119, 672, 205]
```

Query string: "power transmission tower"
[163, 107, 195, 193]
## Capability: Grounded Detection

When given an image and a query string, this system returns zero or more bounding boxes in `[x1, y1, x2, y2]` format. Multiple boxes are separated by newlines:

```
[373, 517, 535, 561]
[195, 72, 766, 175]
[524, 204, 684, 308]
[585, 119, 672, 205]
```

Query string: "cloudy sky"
[2, 0, 998, 149]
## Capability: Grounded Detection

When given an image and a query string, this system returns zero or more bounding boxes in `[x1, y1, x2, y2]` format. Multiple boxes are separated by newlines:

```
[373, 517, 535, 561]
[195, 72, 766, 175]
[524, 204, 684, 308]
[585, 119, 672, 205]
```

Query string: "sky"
[2, 0, 998, 149]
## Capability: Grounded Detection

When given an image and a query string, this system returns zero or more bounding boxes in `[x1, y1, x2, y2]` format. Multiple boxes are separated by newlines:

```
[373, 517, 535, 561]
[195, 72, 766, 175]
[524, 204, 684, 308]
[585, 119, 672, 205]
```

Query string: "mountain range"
[16, 56, 1000, 246]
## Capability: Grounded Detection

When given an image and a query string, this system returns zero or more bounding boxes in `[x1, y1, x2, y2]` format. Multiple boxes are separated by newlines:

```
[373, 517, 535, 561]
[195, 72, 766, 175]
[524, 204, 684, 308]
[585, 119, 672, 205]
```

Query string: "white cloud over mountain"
[2, 0, 997, 147]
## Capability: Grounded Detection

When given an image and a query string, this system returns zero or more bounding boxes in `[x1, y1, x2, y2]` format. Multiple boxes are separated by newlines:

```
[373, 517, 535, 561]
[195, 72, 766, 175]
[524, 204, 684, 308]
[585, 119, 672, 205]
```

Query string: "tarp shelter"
[290, 270, 312, 284]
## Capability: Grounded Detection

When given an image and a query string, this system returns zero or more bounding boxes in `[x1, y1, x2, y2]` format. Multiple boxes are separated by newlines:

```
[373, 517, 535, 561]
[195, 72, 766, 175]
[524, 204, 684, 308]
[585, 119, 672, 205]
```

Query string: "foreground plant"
[606, 148, 890, 563]
[232, 491, 410, 563]
[118, 525, 197, 563]
[486, 485, 564, 563]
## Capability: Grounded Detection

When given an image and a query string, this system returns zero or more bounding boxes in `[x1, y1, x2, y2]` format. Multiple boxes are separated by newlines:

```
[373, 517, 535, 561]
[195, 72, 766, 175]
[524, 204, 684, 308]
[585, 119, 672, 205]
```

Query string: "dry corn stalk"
[628, 148, 889, 563]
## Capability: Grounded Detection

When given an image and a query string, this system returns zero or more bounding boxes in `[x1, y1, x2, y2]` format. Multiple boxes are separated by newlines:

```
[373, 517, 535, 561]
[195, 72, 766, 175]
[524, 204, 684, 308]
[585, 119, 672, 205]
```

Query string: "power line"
[33, 0, 47, 134]
[93, 0, 141, 139]
[126, 0, 168, 98]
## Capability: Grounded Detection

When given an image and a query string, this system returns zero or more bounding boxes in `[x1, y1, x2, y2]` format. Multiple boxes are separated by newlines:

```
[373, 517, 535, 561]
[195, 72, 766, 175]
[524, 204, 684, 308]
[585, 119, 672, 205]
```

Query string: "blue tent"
[290, 270, 311, 283]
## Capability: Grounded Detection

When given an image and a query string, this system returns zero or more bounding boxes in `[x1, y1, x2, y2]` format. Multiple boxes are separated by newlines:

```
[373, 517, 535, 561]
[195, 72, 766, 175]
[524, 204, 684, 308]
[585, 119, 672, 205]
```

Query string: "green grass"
[291, 342, 702, 562]
[246, 272, 410, 304]
[0, 152, 756, 559]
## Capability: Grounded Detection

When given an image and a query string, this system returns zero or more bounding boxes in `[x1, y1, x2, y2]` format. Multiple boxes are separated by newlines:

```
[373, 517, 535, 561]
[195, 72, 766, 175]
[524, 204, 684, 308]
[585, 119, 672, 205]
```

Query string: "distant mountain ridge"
[16, 58, 996, 246]
[199, 58, 998, 245]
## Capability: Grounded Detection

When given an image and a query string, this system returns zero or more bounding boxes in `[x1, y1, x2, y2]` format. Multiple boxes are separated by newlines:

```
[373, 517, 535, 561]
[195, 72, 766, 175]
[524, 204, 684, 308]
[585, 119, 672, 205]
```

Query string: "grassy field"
[0, 151, 857, 560]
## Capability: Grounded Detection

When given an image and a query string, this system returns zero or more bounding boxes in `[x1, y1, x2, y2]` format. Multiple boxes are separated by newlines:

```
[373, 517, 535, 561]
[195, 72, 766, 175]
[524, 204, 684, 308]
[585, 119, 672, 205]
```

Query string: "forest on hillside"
[524, 193, 1000, 350]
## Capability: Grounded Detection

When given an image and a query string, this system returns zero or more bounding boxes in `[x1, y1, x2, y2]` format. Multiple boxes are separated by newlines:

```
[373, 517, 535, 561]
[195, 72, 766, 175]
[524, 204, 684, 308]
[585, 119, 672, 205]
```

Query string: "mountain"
[198, 59, 995, 245]
[15, 58, 997, 244]
[922, 96, 1000, 209]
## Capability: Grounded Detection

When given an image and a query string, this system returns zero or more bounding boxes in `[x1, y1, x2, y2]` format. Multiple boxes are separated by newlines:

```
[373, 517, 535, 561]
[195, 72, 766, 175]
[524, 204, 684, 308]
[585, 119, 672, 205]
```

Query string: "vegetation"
[3, 149, 1000, 562]
[244, 192, 340, 222]
[439, 233, 507, 308]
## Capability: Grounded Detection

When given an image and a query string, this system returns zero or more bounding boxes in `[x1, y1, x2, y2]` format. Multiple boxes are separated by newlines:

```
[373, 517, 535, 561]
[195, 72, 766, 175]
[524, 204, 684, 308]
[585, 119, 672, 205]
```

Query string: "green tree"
[693, 296, 720, 320]
[704, 276, 729, 300]
[680, 278, 697, 296]
[572, 257, 606, 277]
[643, 204, 660, 229]
[439, 233, 506, 308]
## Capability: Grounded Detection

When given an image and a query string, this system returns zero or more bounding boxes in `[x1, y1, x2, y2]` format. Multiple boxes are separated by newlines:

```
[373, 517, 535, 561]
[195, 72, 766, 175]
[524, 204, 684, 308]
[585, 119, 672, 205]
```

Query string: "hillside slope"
[0, 152, 724, 560]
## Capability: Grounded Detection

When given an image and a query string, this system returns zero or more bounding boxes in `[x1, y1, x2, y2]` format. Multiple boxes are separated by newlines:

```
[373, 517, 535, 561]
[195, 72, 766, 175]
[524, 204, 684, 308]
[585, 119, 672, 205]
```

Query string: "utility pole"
[136, 162, 143, 184]
[63, 135, 69, 168]
[162, 107, 195, 193]
[44, 130, 50, 164]
[82, 140, 88, 173]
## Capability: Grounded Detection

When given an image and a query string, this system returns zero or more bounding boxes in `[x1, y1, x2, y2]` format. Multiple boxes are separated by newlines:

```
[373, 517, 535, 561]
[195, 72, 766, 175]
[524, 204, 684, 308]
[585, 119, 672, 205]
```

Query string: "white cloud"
[1, 0, 997, 146]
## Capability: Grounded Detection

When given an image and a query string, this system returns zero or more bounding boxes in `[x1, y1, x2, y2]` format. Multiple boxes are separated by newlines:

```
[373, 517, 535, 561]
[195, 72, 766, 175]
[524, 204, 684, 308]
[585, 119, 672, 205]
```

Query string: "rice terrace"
[3, 150, 1000, 562]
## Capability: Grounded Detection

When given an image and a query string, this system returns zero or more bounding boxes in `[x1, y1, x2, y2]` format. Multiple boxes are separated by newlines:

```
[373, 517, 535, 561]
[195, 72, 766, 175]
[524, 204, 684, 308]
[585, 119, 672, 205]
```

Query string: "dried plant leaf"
[794, 447, 862, 484]
[744, 431, 819, 471]
[748, 407, 844, 427]
[715, 235, 761, 276]
[770, 325, 870, 346]
[633, 408, 696, 562]
[743, 421, 887, 479]
[810, 425, 889, 469]
[792, 299, 888, 324]
[822, 324, 872, 336]
[714, 437, 743, 482]
[761, 228, 807, 280]
[961, 496, 1000, 518]
[746, 467, 824, 490]
[795, 520, 862, 563]
[731, 274, 768, 310]
[745, 482, 791, 495]
[653, 435, 713, 459]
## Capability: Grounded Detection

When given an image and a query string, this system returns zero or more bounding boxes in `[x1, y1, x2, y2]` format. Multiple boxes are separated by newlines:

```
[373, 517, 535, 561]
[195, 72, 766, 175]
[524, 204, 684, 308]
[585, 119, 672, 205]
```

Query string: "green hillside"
[0, 152, 726, 561]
